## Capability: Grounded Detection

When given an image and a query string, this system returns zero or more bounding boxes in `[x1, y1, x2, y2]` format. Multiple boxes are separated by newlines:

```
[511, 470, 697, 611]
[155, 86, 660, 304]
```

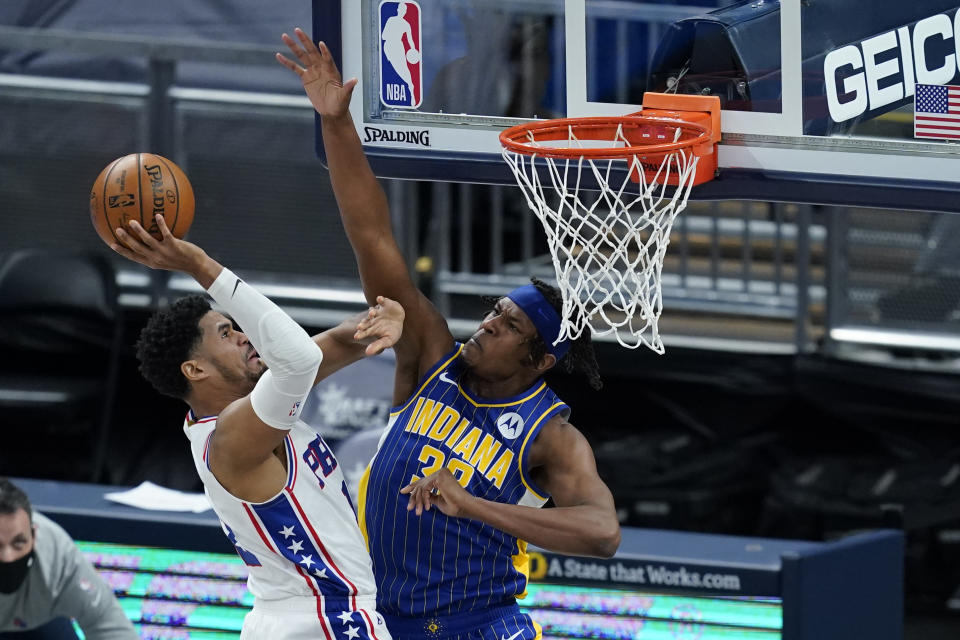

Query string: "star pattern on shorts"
[344, 626, 360, 639]
[336, 610, 353, 624]
[287, 539, 304, 553]
[314, 567, 328, 579]
[300, 554, 314, 568]
[279, 525, 296, 539]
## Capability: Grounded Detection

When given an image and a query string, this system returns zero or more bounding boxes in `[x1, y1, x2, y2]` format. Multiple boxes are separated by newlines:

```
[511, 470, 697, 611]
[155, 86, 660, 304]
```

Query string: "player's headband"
[506, 284, 571, 360]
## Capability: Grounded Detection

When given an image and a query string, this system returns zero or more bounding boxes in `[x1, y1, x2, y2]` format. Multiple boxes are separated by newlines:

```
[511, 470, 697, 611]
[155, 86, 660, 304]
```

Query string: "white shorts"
[241, 595, 392, 640]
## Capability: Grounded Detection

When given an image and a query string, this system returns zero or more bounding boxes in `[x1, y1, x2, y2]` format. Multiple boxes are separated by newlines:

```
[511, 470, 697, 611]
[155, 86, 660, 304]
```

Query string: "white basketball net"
[502, 123, 699, 353]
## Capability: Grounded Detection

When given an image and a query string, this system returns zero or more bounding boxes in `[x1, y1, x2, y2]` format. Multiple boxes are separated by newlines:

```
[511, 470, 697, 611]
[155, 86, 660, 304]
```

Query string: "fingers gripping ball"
[89, 153, 195, 246]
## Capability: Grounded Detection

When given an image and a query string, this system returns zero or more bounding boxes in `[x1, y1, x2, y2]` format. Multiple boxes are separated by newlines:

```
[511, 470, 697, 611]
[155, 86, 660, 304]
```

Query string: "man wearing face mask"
[0, 478, 137, 638]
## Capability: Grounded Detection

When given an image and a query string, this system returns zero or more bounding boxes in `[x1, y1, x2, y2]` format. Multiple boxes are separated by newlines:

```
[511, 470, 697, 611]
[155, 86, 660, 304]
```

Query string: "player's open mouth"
[467, 336, 482, 350]
[248, 349, 260, 362]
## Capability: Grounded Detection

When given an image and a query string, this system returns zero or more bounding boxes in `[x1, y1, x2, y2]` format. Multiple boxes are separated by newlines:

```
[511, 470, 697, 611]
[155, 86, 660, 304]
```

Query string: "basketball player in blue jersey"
[111, 215, 399, 639]
[278, 29, 621, 640]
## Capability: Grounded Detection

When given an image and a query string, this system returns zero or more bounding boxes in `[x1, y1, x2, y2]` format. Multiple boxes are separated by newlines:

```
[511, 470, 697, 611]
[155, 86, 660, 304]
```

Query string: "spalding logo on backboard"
[379, 0, 422, 109]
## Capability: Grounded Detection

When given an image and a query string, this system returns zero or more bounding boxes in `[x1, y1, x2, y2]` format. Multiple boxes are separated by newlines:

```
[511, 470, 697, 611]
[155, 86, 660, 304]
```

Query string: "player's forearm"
[125, 227, 221, 288]
[320, 114, 392, 242]
[312, 312, 370, 383]
[185, 252, 223, 290]
[462, 497, 621, 558]
[328, 310, 370, 346]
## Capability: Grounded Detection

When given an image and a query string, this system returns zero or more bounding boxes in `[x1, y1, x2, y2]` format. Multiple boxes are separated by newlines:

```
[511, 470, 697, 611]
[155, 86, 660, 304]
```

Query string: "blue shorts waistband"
[382, 603, 522, 638]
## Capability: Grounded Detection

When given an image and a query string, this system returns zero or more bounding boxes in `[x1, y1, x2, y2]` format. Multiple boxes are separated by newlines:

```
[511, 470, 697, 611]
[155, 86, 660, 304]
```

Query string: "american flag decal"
[914, 83, 960, 141]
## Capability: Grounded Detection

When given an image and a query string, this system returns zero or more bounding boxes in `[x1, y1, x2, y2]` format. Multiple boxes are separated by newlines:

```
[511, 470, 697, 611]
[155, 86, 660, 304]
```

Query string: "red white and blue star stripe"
[184, 412, 383, 639]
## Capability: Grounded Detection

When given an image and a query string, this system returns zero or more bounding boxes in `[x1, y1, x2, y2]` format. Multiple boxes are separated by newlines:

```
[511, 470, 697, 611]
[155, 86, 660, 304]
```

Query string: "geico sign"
[826, 9, 960, 123]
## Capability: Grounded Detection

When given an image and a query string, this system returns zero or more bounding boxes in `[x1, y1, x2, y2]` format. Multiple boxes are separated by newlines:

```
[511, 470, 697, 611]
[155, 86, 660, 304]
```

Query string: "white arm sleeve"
[206, 267, 322, 428]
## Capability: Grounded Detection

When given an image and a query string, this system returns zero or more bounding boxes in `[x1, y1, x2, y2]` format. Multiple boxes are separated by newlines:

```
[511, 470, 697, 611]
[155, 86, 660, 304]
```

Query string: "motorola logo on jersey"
[496, 413, 524, 440]
[825, 8, 960, 123]
[379, 0, 422, 108]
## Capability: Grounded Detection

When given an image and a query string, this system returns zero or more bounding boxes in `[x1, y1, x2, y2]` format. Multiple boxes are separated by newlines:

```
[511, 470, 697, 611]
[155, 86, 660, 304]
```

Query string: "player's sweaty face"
[197, 311, 265, 387]
[464, 298, 538, 376]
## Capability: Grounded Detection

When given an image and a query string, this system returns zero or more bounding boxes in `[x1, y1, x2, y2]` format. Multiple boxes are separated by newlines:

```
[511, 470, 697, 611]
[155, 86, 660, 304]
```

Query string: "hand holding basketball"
[276, 27, 357, 118]
[405, 48, 421, 65]
[89, 153, 194, 247]
[111, 214, 207, 276]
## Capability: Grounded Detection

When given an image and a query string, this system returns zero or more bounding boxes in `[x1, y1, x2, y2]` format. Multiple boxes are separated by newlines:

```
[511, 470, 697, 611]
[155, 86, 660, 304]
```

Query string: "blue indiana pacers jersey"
[359, 343, 569, 618]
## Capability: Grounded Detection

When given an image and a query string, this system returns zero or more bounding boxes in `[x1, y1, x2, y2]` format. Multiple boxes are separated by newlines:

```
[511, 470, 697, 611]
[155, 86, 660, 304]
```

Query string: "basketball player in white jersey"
[111, 215, 395, 640]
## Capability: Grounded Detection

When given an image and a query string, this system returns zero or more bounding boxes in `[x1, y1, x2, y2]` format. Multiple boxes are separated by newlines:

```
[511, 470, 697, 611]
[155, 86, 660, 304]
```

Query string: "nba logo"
[379, 0, 422, 109]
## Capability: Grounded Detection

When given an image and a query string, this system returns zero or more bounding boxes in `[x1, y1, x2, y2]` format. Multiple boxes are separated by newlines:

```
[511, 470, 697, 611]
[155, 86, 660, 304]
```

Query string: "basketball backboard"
[314, 0, 960, 213]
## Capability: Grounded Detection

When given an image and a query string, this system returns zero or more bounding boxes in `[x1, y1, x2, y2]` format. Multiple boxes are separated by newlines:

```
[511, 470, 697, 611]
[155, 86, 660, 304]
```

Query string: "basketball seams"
[153, 154, 181, 235]
[100, 157, 124, 243]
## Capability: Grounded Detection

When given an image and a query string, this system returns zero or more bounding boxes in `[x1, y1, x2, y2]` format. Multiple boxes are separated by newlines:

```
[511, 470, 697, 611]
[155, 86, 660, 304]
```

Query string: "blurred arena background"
[1, 1, 959, 638]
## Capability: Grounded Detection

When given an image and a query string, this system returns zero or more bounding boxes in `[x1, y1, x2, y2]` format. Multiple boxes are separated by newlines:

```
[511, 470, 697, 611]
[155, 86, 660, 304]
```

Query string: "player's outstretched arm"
[310, 295, 405, 385]
[402, 417, 621, 558]
[111, 215, 220, 287]
[275, 29, 405, 303]
[276, 28, 453, 386]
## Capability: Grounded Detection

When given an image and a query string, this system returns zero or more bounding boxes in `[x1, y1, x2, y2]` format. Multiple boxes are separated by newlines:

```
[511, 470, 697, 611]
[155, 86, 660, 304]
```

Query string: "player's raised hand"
[276, 27, 356, 118]
[354, 296, 405, 355]
[112, 215, 216, 285]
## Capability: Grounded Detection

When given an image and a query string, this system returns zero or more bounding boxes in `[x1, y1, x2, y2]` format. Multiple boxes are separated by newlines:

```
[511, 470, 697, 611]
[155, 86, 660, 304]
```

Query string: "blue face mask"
[0, 550, 33, 594]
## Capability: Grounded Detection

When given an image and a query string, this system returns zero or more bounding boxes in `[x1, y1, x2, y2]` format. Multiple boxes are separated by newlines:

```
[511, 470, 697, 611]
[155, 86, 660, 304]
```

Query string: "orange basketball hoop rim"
[500, 93, 722, 187]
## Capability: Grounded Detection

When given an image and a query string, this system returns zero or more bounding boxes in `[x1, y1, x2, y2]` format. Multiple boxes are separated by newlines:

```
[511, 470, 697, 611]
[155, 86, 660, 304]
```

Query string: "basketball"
[89, 153, 195, 247]
[406, 48, 420, 65]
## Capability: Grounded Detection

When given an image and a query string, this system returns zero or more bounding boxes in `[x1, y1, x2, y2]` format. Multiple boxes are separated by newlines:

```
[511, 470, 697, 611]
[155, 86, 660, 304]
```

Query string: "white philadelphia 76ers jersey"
[184, 412, 379, 621]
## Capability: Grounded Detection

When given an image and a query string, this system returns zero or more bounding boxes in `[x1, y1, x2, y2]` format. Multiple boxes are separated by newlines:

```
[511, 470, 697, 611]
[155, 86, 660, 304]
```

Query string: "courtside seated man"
[0, 478, 137, 638]
[113, 215, 397, 639]
[278, 29, 620, 640]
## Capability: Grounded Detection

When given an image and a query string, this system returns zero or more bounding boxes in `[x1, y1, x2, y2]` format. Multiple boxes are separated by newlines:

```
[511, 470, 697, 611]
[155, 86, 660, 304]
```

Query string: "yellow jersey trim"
[517, 402, 566, 502]
[388, 344, 549, 412]
[459, 381, 547, 409]
[357, 464, 372, 552]
[513, 539, 531, 599]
